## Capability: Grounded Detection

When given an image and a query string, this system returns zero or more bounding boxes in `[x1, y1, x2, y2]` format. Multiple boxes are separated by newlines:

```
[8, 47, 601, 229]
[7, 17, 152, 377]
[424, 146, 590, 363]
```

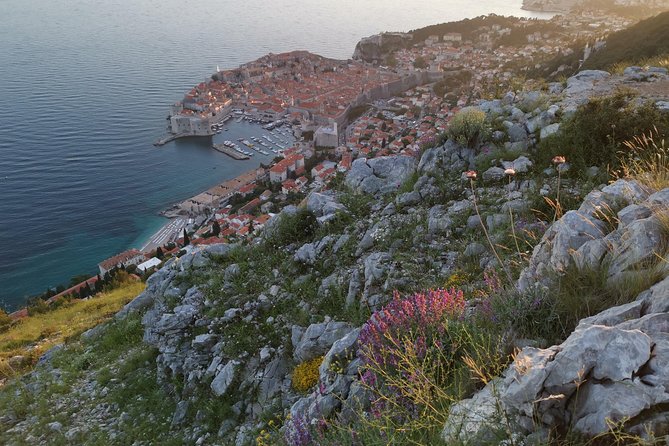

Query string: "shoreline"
[138, 167, 261, 253]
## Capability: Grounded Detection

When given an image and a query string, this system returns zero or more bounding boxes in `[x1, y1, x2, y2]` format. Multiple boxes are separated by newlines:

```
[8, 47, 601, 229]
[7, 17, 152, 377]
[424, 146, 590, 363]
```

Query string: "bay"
[0, 0, 551, 310]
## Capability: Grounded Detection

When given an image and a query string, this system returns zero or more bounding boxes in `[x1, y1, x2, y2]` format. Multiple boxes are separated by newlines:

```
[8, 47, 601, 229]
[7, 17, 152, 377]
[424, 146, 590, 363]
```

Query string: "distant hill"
[528, 11, 669, 79]
[409, 14, 520, 45]
[582, 11, 669, 70]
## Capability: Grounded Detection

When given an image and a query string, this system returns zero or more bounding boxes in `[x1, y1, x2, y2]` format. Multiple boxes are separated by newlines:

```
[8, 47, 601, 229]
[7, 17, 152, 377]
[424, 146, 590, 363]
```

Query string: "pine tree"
[212, 221, 221, 237]
[156, 247, 164, 259]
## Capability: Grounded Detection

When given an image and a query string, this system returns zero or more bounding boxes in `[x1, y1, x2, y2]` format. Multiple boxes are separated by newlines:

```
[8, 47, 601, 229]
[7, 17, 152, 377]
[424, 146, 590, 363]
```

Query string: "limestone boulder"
[346, 156, 416, 195]
[292, 320, 355, 363]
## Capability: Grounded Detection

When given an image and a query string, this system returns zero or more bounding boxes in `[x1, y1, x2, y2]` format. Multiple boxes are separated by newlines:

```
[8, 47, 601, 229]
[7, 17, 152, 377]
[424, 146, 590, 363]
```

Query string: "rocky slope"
[2, 66, 669, 445]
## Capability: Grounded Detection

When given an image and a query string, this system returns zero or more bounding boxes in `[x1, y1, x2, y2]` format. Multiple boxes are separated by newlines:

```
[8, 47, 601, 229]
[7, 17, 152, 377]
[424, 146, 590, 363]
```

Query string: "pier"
[154, 133, 189, 147]
[212, 143, 250, 160]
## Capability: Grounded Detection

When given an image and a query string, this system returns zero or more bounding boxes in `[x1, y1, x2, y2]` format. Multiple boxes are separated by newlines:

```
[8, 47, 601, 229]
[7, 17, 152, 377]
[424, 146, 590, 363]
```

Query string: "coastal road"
[141, 217, 187, 253]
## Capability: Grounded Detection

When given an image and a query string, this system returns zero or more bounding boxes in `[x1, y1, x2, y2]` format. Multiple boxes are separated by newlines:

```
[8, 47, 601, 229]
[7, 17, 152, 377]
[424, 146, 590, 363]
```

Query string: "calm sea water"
[0, 0, 551, 310]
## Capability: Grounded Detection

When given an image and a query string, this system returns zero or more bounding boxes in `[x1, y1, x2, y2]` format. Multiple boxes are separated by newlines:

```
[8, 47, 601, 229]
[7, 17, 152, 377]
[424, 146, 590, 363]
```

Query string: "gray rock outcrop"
[443, 286, 669, 440]
[345, 156, 417, 195]
[518, 179, 654, 291]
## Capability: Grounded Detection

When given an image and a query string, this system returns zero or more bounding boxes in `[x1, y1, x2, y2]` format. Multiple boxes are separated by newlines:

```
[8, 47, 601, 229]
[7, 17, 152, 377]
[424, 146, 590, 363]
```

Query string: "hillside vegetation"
[0, 280, 145, 380]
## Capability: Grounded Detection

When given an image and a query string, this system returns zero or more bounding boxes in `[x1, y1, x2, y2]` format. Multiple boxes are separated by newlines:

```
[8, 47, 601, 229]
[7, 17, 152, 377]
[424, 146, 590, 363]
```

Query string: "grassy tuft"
[617, 127, 669, 192]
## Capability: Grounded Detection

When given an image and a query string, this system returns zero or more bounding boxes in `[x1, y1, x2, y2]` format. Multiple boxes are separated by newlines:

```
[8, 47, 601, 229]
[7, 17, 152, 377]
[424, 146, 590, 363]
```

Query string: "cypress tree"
[156, 247, 164, 259]
[212, 221, 221, 237]
[183, 229, 190, 246]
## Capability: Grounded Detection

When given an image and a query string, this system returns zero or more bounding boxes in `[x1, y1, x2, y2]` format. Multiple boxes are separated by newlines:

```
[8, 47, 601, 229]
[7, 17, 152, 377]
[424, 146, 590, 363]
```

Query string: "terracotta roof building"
[98, 249, 145, 276]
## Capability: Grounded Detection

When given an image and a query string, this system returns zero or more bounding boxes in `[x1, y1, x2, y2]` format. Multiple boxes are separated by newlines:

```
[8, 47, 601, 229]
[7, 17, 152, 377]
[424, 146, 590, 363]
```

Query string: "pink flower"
[465, 170, 477, 180]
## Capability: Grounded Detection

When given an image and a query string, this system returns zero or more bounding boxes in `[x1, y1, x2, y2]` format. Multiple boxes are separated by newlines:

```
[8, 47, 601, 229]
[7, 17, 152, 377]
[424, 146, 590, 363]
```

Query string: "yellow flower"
[291, 356, 324, 392]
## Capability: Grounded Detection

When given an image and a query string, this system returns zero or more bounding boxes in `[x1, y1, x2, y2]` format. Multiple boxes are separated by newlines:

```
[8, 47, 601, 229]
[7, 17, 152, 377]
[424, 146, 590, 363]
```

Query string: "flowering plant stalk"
[466, 172, 514, 284]
[505, 168, 523, 261]
[552, 156, 566, 221]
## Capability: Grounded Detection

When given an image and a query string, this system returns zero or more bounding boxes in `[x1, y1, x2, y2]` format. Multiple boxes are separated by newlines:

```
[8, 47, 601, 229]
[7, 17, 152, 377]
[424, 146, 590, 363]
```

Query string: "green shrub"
[536, 91, 669, 175]
[265, 208, 317, 248]
[448, 107, 490, 149]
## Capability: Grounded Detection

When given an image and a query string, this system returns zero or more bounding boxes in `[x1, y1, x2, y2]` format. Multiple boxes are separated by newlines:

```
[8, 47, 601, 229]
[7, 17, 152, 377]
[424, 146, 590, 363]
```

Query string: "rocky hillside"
[582, 11, 669, 71]
[1, 66, 669, 446]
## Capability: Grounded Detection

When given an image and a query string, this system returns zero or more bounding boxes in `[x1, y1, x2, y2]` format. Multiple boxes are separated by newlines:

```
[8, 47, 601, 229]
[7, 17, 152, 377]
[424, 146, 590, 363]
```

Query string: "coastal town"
[11, 4, 667, 318]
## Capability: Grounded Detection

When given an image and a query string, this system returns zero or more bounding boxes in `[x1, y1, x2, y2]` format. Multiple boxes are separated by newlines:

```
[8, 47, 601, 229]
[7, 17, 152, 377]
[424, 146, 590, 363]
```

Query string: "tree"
[413, 56, 428, 69]
[95, 275, 102, 293]
[83, 282, 93, 298]
[0, 308, 12, 333]
[183, 229, 190, 246]
[382, 138, 387, 148]
[212, 221, 221, 237]
[125, 264, 138, 275]
[156, 247, 164, 259]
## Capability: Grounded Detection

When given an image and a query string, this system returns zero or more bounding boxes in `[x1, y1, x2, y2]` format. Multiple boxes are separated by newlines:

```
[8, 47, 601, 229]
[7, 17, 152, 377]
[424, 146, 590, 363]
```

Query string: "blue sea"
[0, 0, 551, 310]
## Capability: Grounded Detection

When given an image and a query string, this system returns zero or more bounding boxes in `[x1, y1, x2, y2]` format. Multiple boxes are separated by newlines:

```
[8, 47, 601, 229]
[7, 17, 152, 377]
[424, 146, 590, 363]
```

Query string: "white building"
[137, 257, 162, 273]
[314, 123, 339, 148]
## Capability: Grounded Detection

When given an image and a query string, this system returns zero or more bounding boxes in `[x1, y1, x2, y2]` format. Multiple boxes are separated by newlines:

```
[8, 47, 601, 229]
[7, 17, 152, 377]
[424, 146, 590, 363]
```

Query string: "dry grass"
[617, 128, 669, 192]
[0, 280, 145, 380]
[610, 54, 669, 75]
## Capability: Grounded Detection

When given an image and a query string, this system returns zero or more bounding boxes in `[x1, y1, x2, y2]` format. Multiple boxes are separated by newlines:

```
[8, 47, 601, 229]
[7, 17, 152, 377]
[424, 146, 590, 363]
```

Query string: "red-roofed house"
[282, 179, 299, 194]
[338, 154, 352, 172]
[98, 249, 145, 276]
[193, 237, 228, 246]
[237, 182, 256, 197]
[240, 197, 261, 214]
[296, 176, 308, 188]
[269, 155, 305, 183]
[253, 214, 271, 230]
